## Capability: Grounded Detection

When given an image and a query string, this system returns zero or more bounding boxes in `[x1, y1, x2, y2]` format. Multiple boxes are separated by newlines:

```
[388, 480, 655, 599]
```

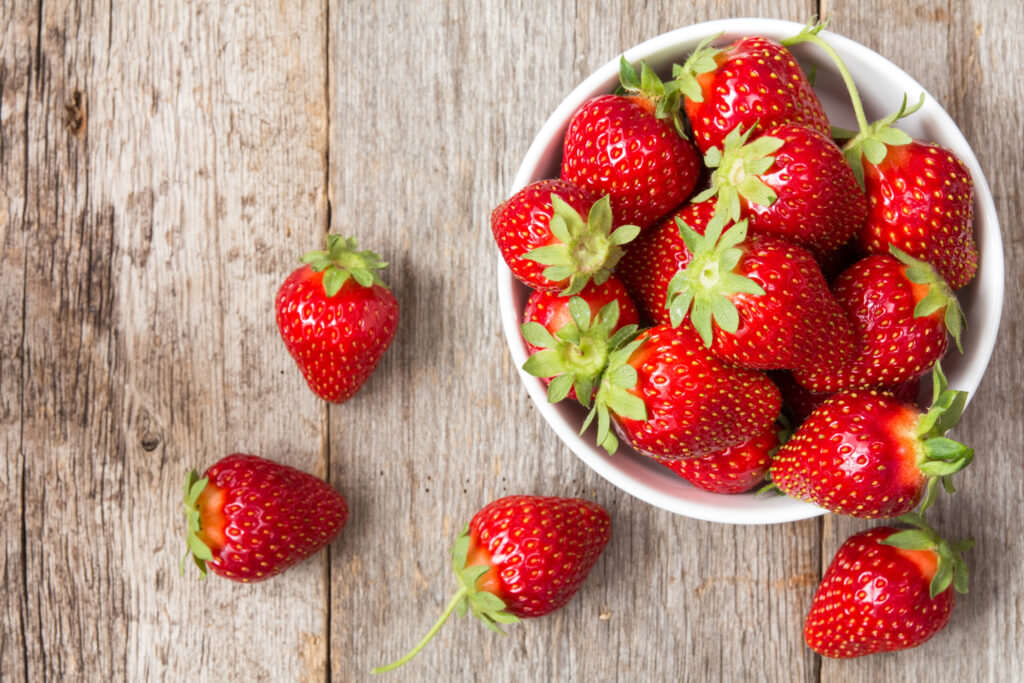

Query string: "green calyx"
[181, 469, 213, 579]
[371, 525, 519, 674]
[524, 194, 640, 296]
[890, 245, 965, 353]
[619, 57, 688, 137]
[914, 364, 973, 513]
[781, 21, 924, 189]
[671, 34, 723, 104]
[692, 124, 784, 222]
[664, 213, 765, 347]
[580, 334, 648, 455]
[301, 234, 389, 297]
[521, 298, 639, 408]
[880, 511, 974, 598]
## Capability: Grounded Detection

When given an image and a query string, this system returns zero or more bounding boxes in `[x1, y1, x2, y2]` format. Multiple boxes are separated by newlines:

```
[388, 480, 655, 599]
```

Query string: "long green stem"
[782, 30, 869, 135]
[371, 586, 468, 674]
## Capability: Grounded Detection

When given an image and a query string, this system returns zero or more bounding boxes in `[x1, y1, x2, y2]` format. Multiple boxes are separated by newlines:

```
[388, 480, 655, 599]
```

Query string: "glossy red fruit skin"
[201, 454, 348, 582]
[774, 371, 922, 425]
[616, 200, 716, 322]
[794, 254, 952, 393]
[684, 36, 829, 154]
[467, 495, 611, 618]
[561, 94, 700, 230]
[657, 425, 778, 494]
[861, 141, 977, 289]
[614, 324, 781, 460]
[771, 391, 926, 518]
[742, 124, 868, 253]
[491, 179, 599, 292]
[805, 527, 953, 658]
[276, 267, 398, 403]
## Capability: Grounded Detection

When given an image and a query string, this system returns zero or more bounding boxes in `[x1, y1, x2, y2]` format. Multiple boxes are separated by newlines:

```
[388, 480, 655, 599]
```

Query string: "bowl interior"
[497, 18, 1004, 524]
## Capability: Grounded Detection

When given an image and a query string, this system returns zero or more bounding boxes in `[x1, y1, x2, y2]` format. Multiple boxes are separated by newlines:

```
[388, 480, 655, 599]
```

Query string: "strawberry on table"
[806, 514, 971, 658]
[372, 495, 610, 673]
[275, 235, 399, 404]
[561, 58, 701, 230]
[674, 34, 829, 154]
[771, 365, 973, 518]
[656, 423, 781, 494]
[584, 323, 781, 460]
[520, 277, 640, 405]
[182, 454, 348, 582]
[491, 179, 640, 294]
[794, 247, 965, 393]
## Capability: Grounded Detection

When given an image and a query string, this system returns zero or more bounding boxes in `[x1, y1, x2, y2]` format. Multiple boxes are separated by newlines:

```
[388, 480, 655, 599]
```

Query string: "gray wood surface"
[1, 1, 1020, 682]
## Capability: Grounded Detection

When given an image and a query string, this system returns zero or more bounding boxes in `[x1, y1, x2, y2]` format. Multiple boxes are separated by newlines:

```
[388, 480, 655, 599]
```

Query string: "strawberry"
[615, 199, 716, 323]
[783, 25, 978, 288]
[520, 277, 640, 405]
[692, 123, 868, 253]
[275, 235, 399, 404]
[373, 495, 610, 673]
[491, 179, 640, 295]
[656, 423, 780, 494]
[793, 247, 965, 393]
[673, 34, 829, 154]
[771, 365, 973, 518]
[806, 514, 971, 658]
[561, 59, 701, 230]
[662, 214, 857, 375]
[181, 454, 348, 582]
[584, 323, 781, 459]
[773, 371, 922, 425]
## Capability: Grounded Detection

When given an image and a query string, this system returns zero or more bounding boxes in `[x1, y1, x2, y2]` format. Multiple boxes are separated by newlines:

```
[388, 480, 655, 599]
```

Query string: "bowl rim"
[497, 17, 1005, 525]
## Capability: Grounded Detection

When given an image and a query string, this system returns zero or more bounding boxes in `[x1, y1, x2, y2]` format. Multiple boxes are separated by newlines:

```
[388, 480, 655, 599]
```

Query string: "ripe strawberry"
[773, 370, 922, 425]
[181, 454, 348, 582]
[657, 424, 780, 494]
[520, 277, 640, 405]
[491, 179, 639, 294]
[673, 34, 829, 154]
[275, 235, 398, 404]
[783, 26, 978, 288]
[663, 214, 857, 375]
[794, 247, 965, 393]
[616, 199, 716, 323]
[584, 323, 781, 459]
[806, 514, 971, 658]
[692, 123, 867, 253]
[561, 59, 701, 230]
[373, 495, 610, 673]
[771, 365, 973, 518]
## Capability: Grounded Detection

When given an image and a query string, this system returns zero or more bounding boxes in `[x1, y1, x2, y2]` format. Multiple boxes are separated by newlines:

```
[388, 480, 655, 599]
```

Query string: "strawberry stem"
[371, 586, 469, 674]
[782, 25, 869, 134]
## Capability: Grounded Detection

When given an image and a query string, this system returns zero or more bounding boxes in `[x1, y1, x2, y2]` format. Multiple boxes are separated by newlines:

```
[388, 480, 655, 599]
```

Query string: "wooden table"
[2, 1, 1021, 681]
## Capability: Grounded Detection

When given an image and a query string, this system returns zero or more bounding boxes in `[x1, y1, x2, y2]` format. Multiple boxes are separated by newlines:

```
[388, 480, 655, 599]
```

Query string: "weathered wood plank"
[326, 2, 821, 681]
[819, 2, 1024, 681]
[3, 0, 331, 680]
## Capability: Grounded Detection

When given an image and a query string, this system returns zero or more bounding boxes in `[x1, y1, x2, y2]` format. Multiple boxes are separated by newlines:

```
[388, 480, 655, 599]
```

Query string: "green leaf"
[525, 245, 570, 266]
[548, 214, 572, 245]
[609, 364, 638, 389]
[187, 475, 208, 506]
[587, 195, 613, 235]
[844, 145, 866, 190]
[543, 265, 574, 283]
[606, 388, 646, 421]
[609, 224, 640, 246]
[523, 350, 565, 379]
[717, 221, 749, 251]
[547, 374, 574, 404]
[322, 268, 349, 297]
[471, 591, 507, 613]
[881, 529, 936, 551]
[520, 322, 557, 349]
[862, 137, 889, 165]
[619, 56, 640, 90]
[737, 176, 777, 208]
[568, 297, 592, 331]
[930, 555, 954, 598]
[668, 289, 694, 328]
[710, 294, 739, 334]
[490, 611, 520, 624]
[877, 126, 913, 146]
[914, 287, 947, 318]
[186, 533, 214, 562]
[574, 377, 595, 408]
[677, 220, 703, 255]
[451, 526, 471, 570]
[720, 272, 765, 296]
[639, 61, 663, 96]
[691, 300, 714, 347]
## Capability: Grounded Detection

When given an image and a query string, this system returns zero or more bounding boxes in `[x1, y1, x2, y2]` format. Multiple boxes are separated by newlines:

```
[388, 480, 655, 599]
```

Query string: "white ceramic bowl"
[497, 18, 1004, 525]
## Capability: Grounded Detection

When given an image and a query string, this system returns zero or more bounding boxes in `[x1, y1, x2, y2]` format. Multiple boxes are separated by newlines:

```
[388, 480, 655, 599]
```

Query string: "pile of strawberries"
[491, 24, 979, 658]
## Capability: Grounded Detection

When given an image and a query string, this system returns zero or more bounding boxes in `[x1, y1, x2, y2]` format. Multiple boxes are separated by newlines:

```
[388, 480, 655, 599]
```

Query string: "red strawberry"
[657, 424, 780, 494]
[693, 123, 868, 253]
[520, 277, 640, 405]
[181, 454, 348, 582]
[663, 214, 857, 375]
[774, 371, 922, 425]
[616, 200, 716, 322]
[561, 59, 701, 230]
[373, 495, 611, 673]
[783, 26, 977, 288]
[275, 235, 398, 403]
[491, 179, 639, 294]
[806, 515, 971, 658]
[674, 35, 829, 154]
[584, 323, 781, 459]
[771, 365, 973, 518]
[794, 248, 965, 393]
